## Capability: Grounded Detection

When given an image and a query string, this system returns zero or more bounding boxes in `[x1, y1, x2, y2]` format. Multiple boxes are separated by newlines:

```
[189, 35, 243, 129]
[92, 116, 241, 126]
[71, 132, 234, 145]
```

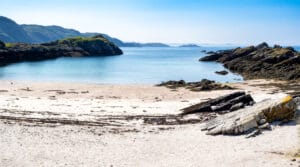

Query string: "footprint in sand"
[20, 87, 33, 91]
[49, 96, 57, 100]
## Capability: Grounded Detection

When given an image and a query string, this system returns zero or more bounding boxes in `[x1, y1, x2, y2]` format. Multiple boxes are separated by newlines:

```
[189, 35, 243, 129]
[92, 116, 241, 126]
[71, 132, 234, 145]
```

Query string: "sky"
[1, 0, 300, 45]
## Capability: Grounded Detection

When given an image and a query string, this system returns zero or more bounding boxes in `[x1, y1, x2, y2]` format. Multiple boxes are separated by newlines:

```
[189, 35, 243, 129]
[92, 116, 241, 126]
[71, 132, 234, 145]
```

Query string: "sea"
[0, 46, 299, 84]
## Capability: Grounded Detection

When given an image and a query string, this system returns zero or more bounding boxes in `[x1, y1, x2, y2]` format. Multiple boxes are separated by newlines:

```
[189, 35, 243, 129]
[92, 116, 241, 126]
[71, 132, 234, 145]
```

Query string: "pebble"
[258, 123, 271, 130]
[258, 119, 266, 125]
[246, 129, 261, 138]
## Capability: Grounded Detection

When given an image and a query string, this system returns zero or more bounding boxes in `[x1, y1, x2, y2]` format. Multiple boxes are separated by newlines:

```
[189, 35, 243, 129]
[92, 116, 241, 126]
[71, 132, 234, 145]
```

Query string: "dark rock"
[256, 42, 269, 50]
[157, 80, 186, 88]
[199, 43, 300, 80]
[199, 53, 222, 61]
[274, 44, 282, 49]
[215, 70, 228, 75]
[201, 50, 206, 53]
[0, 40, 4, 49]
[210, 94, 254, 112]
[206, 51, 215, 54]
[157, 79, 234, 91]
[218, 46, 256, 62]
[181, 91, 255, 115]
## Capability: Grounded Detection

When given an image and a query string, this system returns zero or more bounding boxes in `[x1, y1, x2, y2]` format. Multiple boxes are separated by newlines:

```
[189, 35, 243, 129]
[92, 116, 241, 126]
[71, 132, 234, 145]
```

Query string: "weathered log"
[201, 95, 296, 135]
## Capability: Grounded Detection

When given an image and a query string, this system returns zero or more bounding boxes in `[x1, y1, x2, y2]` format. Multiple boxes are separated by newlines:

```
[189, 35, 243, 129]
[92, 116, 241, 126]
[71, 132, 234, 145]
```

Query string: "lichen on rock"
[201, 95, 297, 136]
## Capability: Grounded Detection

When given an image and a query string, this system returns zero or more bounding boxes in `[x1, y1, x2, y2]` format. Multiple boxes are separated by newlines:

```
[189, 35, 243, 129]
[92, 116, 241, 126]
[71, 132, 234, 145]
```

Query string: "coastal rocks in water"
[0, 35, 123, 66]
[293, 96, 300, 105]
[0, 40, 5, 49]
[199, 42, 300, 80]
[206, 51, 215, 54]
[201, 95, 296, 135]
[181, 91, 254, 115]
[157, 79, 234, 91]
[215, 70, 228, 75]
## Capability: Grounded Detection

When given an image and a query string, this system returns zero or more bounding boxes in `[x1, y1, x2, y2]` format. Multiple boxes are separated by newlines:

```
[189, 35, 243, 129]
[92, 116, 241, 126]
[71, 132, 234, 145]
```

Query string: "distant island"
[0, 35, 122, 66]
[179, 44, 200, 47]
[0, 16, 171, 48]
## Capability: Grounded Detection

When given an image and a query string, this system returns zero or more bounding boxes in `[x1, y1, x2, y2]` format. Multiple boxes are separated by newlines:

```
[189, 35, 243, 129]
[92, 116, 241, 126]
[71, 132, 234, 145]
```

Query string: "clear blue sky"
[1, 0, 300, 45]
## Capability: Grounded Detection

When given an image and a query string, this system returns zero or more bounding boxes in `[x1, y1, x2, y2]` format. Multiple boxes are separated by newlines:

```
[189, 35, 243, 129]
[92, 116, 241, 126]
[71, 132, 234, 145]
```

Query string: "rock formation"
[181, 91, 255, 115]
[200, 95, 296, 135]
[199, 43, 300, 80]
[157, 79, 234, 91]
[0, 35, 123, 66]
[215, 70, 228, 75]
[0, 40, 4, 49]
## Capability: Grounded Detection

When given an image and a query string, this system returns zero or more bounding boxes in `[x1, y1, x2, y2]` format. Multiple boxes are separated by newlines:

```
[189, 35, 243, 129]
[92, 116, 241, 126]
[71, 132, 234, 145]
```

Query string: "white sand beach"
[0, 80, 299, 166]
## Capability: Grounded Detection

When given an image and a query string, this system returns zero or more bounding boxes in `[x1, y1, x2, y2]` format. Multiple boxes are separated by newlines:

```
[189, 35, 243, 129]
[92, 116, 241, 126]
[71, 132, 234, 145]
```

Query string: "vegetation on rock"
[0, 35, 123, 66]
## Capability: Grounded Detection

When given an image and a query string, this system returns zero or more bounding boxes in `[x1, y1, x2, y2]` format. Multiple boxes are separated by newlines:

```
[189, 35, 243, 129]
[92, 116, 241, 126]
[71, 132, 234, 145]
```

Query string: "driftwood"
[201, 95, 296, 135]
[181, 91, 254, 115]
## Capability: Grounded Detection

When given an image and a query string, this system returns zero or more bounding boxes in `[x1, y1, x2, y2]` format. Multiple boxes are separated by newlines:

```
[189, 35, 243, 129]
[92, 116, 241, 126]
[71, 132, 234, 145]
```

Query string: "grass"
[5, 43, 14, 47]
[269, 48, 292, 57]
[57, 35, 111, 46]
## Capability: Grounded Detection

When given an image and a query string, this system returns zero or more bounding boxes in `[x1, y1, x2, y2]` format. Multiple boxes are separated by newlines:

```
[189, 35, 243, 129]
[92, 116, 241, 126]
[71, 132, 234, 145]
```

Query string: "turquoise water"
[0, 47, 245, 84]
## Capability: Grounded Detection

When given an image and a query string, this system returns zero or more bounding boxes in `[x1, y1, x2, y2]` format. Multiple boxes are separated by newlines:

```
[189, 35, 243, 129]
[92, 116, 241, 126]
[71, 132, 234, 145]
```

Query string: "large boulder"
[201, 95, 296, 135]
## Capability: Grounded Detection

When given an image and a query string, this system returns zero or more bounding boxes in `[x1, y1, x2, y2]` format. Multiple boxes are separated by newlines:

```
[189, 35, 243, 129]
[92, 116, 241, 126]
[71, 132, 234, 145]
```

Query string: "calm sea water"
[2, 46, 297, 84]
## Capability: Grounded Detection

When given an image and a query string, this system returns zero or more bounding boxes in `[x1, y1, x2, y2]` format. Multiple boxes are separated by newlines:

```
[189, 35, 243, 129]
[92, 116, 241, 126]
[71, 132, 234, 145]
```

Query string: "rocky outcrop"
[0, 35, 123, 66]
[201, 95, 296, 135]
[181, 91, 255, 115]
[0, 40, 4, 49]
[199, 43, 300, 80]
[215, 70, 228, 75]
[157, 79, 234, 91]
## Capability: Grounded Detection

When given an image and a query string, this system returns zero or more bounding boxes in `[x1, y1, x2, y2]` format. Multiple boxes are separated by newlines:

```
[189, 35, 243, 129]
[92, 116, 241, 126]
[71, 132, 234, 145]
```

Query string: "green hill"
[0, 35, 123, 66]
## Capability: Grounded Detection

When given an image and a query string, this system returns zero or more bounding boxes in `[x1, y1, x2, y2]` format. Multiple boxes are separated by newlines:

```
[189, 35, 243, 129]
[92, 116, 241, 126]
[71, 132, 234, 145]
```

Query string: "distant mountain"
[0, 16, 33, 43]
[0, 16, 170, 47]
[22, 24, 82, 43]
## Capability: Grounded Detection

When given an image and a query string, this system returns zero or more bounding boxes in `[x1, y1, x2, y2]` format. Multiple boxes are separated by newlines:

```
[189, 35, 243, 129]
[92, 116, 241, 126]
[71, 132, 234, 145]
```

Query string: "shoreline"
[0, 79, 299, 166]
